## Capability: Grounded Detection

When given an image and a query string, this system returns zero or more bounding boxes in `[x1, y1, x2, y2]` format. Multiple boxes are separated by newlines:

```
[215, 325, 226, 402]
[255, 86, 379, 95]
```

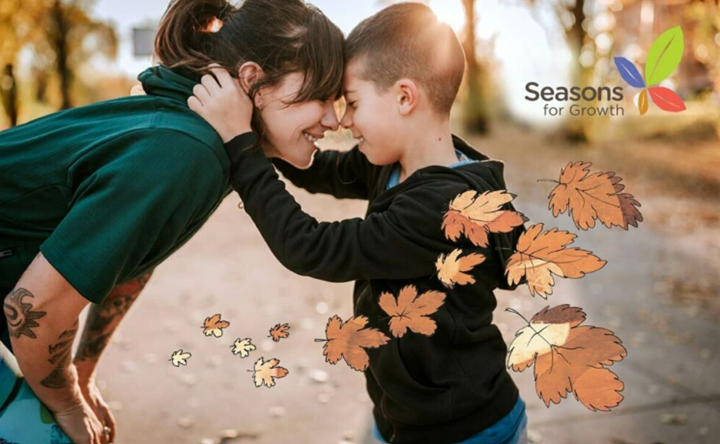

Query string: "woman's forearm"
[5, 287, 85, 413]
[74, 271, 152, 374]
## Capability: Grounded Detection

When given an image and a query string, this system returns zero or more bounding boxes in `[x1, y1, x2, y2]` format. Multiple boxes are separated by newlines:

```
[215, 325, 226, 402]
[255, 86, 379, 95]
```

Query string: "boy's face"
[340, 59, 403, 166]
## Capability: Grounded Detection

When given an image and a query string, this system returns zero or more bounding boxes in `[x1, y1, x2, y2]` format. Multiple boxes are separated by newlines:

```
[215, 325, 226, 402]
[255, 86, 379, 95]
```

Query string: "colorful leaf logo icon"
[613, 26, 685, 115]
[648, 86, 686, 112]
[645, 26, 684, 86]
[614, 57, 645, 88]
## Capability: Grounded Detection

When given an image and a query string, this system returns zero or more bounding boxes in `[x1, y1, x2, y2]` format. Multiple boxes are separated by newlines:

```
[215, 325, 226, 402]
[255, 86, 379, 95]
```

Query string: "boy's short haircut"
[345, 2, 466, 115]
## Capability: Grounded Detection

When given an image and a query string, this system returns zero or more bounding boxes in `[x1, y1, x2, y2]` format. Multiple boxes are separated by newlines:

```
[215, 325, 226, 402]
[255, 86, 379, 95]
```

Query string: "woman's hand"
[53, 395, 108, 444]
[76, 370, 117, 444]
[189, 65, 254, 143]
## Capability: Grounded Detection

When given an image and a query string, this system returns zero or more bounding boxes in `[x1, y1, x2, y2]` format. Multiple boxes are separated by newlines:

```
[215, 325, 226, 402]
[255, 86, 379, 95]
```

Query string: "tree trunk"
[461, 0, 489, 134]
[1, 64, 19, 127]
[562, 0, 589, 143]
[51, 0, 72, 110]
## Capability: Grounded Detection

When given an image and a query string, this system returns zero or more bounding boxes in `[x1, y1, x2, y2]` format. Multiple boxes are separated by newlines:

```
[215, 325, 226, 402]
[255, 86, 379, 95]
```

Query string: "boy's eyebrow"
[344, 89, 356, 94]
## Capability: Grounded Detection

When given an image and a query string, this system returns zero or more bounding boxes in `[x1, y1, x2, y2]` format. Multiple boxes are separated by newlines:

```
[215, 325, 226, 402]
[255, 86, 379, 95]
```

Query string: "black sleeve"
[225, 134, 452, 283]
[270, 146, 372, 200]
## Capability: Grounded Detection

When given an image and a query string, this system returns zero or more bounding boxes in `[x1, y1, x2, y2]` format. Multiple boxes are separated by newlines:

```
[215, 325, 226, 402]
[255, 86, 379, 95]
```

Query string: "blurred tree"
[529, 0, 591, 143]
[461, 0, 490, 134]
[0, 0, 30, 126]
[36, 0, 118, 109]
[686, 0, 720, 137]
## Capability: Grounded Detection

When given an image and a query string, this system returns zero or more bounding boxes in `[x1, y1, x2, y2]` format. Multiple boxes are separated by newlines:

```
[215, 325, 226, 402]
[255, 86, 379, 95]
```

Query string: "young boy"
[196, 4, 528, 443]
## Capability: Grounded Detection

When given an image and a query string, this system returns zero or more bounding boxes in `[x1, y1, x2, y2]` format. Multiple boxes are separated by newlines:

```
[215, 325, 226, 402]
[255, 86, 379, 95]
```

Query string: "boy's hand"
[188, 65, 254, 143]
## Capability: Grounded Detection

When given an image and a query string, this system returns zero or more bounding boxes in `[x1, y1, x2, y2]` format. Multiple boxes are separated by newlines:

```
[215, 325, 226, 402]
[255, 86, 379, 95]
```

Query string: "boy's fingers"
[208, 66, 234, 90]
[192, 84, 211, 103]
[187, 95, 203, 112]
[130, 84, 146, 96]
[200, 74, 222, 94]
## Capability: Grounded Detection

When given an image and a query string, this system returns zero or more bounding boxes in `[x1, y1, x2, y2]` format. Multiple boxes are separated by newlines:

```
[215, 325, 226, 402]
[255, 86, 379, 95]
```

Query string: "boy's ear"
[238, 62, 265, 106]
[395, 78, 419, 116]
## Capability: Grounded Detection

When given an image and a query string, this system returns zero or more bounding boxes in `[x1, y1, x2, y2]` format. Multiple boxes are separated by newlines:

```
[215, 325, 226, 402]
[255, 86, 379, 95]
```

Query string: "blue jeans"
[371, 397, 528, 444]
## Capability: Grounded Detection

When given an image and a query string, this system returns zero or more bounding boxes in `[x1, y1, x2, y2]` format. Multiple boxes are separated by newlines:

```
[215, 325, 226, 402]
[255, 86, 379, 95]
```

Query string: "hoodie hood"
[137, 66, 199, 104]
[371, 134, 527, 291]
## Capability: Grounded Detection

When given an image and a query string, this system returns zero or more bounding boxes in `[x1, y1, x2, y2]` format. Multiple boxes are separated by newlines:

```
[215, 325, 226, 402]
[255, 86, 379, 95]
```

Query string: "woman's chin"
[284, 148, 317, 170]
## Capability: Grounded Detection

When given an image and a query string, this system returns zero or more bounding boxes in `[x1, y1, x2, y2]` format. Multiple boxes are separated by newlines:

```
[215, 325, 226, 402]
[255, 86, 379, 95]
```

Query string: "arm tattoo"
[41, 320, 78, 389]
[3, 287, 46, 339]
[75, 271, 152, 362]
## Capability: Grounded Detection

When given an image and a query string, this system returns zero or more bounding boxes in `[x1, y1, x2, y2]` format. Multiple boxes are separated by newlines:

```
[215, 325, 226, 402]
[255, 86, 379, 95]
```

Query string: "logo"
[614, 26, 686, 115]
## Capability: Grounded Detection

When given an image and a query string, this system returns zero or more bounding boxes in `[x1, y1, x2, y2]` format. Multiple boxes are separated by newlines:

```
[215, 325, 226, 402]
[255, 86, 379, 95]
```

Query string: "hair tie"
[201, 16, 224, 33]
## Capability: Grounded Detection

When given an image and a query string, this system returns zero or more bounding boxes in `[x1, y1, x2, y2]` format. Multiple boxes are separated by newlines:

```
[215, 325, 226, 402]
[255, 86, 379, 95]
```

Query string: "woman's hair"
[155, 0, 344, 105]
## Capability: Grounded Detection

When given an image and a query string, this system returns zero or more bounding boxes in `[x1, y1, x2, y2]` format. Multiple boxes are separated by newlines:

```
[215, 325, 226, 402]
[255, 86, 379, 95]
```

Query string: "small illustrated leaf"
[202, 313, 230, 338]
[638, 90, 649, 115]
[269, 323, 290, 342]
[322, 315, 390, 371]
[645, 26, 684, 86]
[648, 86, 686, 112]
[507, 305, 627, 411]
[378, 285, 446, 338]
[435, 249, 486, 288]
[613, 57, 645, 88]
[230, 338, 256, 358]
[252, 357, 289, 388]
[505, 224, 606, 298]
[548, 161, 643, 230]
[169, 349, 192, 367]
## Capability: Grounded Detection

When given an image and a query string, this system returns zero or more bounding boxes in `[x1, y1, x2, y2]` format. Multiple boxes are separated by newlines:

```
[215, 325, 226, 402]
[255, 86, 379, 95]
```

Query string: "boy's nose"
[321, 102, 340, 131]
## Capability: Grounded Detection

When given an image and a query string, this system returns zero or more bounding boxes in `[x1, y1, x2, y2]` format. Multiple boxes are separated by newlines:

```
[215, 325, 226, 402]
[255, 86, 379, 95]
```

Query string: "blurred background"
[1, 1, 718, 443]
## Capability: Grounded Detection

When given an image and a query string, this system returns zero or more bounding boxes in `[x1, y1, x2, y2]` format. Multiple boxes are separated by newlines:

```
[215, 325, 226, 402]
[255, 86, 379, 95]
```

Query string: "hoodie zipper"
[0, 249, 13, 259]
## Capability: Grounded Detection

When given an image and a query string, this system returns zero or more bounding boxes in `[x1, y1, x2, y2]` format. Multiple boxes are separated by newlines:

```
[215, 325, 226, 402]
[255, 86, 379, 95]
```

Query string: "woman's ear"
[395, 78, 419, 116]
[238, 62, 265, 107]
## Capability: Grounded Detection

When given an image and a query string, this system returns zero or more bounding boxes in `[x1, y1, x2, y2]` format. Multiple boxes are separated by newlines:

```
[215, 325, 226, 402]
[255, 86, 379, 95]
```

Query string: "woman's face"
[257, 73, 340, 168]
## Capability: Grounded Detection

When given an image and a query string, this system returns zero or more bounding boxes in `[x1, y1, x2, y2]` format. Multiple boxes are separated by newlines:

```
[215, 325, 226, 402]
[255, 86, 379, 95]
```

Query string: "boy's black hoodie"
[226, 134, 526, 444]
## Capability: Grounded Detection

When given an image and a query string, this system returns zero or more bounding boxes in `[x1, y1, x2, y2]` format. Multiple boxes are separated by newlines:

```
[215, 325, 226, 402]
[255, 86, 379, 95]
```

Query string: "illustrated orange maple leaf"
[435, 249, 486, 288]
[318, 315, 390, 372]
[506, 304, 626, 411]
[378, 285, 446, 338]
[547, 161, 643, 230]
[269, 323, 290, 342]
[505, 223, 606, 298]
[442, 190, 526, 247]
[202, 313, 230, 338]
[251, 357, 289, 388]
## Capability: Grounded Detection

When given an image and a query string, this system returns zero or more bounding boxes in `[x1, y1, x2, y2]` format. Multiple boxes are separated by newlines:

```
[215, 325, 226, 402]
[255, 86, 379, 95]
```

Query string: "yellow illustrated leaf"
[505, 224, 606, 298]
[507, 305, 626, 411]
[169, 349, 192, 367]
[442, 190, 526, 247]
[322, 315, 390, 372]
[202, 313, 230, 338]
[378, 285, 446, 338]
[252, 357, 289, 388]
[269, 323, 290, 342]
[230, 338, 256, 358]
[435, 249, 486, 288]
[548, 161, 643, 230]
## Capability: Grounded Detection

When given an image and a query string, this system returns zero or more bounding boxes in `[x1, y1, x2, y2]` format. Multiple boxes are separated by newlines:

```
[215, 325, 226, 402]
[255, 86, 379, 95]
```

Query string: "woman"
[0, 0, 343, 443]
